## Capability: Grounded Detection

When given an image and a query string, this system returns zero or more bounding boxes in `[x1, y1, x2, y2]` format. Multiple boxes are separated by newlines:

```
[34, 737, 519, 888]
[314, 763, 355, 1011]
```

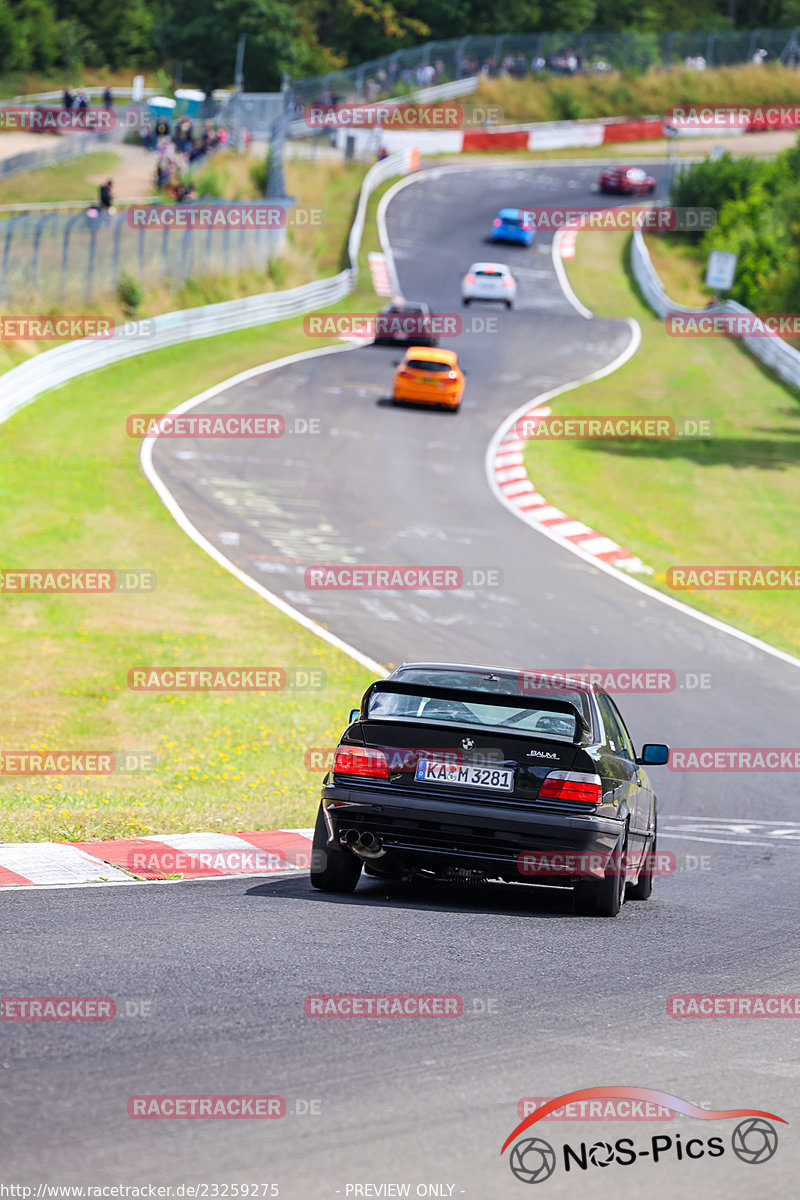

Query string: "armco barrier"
[287, 76, 479, 139]
[0, 147, 417, 429]
[631, 226, 800, 391]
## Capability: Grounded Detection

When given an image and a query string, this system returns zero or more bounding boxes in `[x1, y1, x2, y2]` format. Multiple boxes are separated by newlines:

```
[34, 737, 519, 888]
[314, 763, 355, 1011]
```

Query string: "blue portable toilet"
[174, 89, 206, 119]
[147, 96, 176, 121]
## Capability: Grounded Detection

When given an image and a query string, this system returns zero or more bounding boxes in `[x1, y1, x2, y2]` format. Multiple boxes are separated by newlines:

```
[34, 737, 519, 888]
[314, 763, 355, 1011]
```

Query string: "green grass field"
[523, 228, 800, 659]
[0, 178, 396, 843]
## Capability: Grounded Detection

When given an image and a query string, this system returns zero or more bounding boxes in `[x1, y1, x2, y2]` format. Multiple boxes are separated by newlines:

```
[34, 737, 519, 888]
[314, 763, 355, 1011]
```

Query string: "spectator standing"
[63, 85, 74, 110]
[103, 85, 113, 109]
[98, 179, 115, 214]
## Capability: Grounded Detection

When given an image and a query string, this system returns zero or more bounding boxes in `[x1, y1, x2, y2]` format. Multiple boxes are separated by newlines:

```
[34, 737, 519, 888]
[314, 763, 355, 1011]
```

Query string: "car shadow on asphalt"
[246, 873, 581, 918]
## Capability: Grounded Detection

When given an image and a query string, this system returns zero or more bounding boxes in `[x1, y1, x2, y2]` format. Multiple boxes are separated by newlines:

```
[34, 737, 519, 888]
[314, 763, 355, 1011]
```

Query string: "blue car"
[490, 207, 535, 247]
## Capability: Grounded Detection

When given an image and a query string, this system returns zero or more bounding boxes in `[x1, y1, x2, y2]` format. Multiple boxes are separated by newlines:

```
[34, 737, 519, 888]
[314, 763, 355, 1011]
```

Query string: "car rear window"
[406, 359, 450, 372]
[387, 669, 592, 724]
[502, 216, 522, 226]
[476, 268, 503, 276]
[368, 689, 580, 740]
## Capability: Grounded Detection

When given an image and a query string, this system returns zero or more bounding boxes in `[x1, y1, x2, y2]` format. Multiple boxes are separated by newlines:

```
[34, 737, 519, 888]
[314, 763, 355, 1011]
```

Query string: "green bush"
[117, 271, 144, 315]
[671, 135, 800, 311]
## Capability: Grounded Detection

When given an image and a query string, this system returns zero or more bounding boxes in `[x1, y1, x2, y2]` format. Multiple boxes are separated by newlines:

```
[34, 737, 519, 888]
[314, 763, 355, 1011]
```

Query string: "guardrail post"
[1, 213, 26, 303]
[85, 216, 99, 302]
[112, 213, 124, 284]
[31, 212, 56, 302]
[61, 212, 84, 301]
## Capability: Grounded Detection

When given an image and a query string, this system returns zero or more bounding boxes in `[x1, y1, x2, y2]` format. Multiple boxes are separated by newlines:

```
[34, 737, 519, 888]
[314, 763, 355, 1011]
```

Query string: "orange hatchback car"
[391, 347, 465, 412]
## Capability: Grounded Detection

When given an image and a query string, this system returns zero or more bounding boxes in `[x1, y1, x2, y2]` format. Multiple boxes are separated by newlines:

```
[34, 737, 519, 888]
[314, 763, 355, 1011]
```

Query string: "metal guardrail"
[631, 228, 800, 391]
[0, 147, 417, 428]
[287, 76, 479, 139]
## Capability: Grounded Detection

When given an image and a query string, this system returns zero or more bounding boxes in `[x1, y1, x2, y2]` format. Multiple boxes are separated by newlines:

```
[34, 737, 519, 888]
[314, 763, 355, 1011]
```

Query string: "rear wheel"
[574, 831, 626, 917]
[505, 300, 513, 309]
[463, 297, 471, 306]
[309, 804, 362, 892]
[628, 829, 656, 900]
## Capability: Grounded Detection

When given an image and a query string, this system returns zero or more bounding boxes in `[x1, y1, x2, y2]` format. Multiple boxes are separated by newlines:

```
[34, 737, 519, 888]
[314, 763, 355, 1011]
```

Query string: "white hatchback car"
[462, 262, 517, 309]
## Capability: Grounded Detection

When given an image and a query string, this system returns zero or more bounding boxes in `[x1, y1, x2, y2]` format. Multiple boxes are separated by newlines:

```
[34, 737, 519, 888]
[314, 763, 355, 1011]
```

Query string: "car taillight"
[464, 274, 476, 285]
[539, 770, 602, 804]
[502, 276, 514, 288]
[334, 745, 389, 780]
[493, 218, 502, 227]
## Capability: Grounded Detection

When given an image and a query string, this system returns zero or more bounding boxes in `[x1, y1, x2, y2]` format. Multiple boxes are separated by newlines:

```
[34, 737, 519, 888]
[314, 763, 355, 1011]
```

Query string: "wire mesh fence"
[0, 203, 285, 309]
[289, 27, 800, 107]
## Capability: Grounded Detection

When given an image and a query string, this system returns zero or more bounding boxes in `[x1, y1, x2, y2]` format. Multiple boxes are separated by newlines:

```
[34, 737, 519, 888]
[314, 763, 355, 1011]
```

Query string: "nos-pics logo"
[501, 1087, 785, 1184]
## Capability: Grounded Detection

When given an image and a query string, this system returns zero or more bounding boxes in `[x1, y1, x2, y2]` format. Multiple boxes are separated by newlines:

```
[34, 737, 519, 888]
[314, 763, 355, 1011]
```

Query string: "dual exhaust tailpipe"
[340, 828, 385, 858]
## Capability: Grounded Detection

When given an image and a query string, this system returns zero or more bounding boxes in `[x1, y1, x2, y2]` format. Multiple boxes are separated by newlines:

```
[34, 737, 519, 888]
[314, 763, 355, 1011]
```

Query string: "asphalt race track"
[4, 164, 799, 1197]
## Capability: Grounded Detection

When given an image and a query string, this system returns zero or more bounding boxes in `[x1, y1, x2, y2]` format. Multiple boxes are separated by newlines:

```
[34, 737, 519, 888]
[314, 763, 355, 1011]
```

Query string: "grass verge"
[0, 175, 397, 842]
[522, 228, 800, 659]
[474, 64, 800, 125]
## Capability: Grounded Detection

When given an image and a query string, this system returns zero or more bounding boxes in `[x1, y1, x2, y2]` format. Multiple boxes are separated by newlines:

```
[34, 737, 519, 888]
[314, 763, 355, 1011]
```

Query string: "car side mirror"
[392, 360, 401, 367]
[636, 743, 669, 766]
[349, 708, 360, 723]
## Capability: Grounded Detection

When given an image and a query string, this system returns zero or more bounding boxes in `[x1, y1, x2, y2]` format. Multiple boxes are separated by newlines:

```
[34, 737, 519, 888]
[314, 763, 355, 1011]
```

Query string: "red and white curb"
[560, 229, 578, 259]
[0, 830, 314, 890]
[368, 252, 393, 296]
[490, 406, 647, 572]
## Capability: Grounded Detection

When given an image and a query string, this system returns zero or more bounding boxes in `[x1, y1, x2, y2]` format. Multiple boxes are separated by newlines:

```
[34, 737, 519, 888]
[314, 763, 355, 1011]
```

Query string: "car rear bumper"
[462, 290, 514, 303]
[321, 784, 623, 881]
[393, 385, 460, 405]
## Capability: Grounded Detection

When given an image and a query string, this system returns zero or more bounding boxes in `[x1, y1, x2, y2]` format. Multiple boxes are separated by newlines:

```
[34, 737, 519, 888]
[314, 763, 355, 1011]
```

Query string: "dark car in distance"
[598, 165, 656, 195]
[310, 662, 669, 917]
[373, 301, 438, 347]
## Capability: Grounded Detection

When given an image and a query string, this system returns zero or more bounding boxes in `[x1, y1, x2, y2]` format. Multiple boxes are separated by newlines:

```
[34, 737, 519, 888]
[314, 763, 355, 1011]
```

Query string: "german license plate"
[415, 759, 514, 791]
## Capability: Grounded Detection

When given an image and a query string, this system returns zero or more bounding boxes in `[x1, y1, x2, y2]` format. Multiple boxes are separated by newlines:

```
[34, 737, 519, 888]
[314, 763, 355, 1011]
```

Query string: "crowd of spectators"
[143, 118, 228, 199]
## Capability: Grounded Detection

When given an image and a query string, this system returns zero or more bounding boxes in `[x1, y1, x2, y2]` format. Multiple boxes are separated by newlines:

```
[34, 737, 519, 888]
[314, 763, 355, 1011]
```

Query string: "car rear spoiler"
[360, 680, 590, 743]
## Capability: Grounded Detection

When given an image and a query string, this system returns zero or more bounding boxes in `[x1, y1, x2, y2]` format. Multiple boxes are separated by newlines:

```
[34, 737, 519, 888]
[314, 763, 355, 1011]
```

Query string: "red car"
[598, 166, 656, 195]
